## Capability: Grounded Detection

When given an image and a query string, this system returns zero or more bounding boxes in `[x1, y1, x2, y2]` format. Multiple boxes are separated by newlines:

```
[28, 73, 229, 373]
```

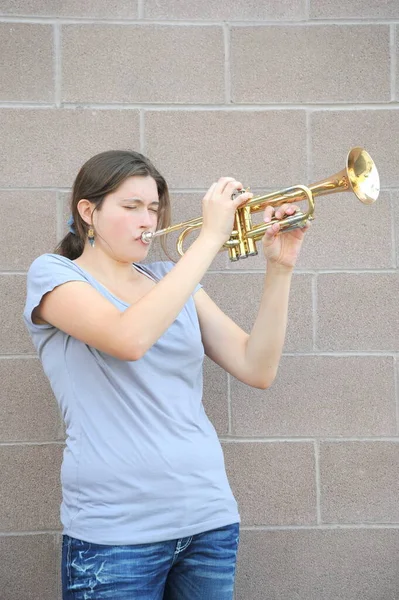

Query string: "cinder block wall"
[1, 2, 398, 599]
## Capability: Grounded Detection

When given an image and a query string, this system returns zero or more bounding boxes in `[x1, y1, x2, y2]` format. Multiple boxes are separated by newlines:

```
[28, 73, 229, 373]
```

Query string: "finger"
[238, 191, 253, 202]
[232, 191, 252, 207]
[264, 221, 280, 238]
[214, 177, 237, 195]
[275, 203, 298, 219]
[224, 180, 244, 199]
[263, 206, 275, 223]
[203, 182, 218, 202]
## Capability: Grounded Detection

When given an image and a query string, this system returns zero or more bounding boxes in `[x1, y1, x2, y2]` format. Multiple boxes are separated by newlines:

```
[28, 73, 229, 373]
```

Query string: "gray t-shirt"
[23, 253, 239, 545]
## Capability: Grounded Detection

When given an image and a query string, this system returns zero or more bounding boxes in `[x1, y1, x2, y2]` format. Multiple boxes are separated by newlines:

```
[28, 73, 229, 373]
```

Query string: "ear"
[77, 199, 95, 227]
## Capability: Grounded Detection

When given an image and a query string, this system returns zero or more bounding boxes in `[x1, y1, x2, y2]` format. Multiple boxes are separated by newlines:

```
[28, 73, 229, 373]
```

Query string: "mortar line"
[314, 440, 322, 525]
[282, 352, 398, 357]
[27, 102, 399, 110]
[0, 16, 398, 25]
[312, 273, 318, 351]
[223, 23, 231, 104]
[0, 355, 38, 359]
[391, 24, 397, 101]
[199, 268, 399, 274]
[306, 110, 312, 181]
[140, 109, 145, 154]
[240, 523, 399, 531]
[304, 0, 311, 21]
[53, 22, 61, 107]
[0, 531, 62, 536]
[390, 191, 397, 268]
[0, 103, 56, 108]
[220, 437, 399, 443]
[1, 101, 399, 111]
[0, 441, 65, 446]
[394, 355, 399, 435]
[0, 186, 72, 191]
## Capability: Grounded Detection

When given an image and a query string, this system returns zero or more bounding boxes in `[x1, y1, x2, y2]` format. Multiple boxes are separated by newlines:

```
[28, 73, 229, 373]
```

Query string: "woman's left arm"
[194, 202, 309, 389]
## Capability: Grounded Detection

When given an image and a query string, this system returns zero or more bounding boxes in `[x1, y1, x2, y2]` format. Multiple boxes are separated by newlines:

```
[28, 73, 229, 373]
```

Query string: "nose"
[139, 209, 154, 229]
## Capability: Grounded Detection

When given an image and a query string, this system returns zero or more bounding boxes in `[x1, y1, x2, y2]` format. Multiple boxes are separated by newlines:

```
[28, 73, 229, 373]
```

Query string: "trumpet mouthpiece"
[141, 231, 153, 244]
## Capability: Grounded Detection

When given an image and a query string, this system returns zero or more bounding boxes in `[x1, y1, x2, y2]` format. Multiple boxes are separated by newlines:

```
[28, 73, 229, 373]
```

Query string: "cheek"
[110, 213, 133, 235]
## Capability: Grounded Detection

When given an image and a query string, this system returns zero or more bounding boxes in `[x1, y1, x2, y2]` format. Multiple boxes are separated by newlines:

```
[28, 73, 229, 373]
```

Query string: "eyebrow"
[120, 197, 160, 206]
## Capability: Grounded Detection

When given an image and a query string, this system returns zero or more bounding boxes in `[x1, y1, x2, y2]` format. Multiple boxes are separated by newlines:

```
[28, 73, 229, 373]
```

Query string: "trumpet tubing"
[141, 147, 380, 262]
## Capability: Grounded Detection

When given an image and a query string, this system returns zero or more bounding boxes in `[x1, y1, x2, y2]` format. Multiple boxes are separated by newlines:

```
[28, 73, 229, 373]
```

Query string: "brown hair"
[55, 150, 172, 260]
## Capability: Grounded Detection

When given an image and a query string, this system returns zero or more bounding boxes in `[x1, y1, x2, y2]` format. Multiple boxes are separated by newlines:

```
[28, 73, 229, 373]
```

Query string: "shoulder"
[26, 253, 89, 290]
[28, 253, 74, 273]
[28, 253, 84, 277]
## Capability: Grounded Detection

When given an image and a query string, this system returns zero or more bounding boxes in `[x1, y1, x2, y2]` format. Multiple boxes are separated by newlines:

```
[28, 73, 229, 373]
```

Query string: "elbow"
[123, 348, 144, 362]
[252, 378, 273, 390]
[249, 368, 278, 390]
[123, 343, 146, 362]
[111, 347, 142, 362]
[116, 335, 147, 362]
[112, 317, 150, 361]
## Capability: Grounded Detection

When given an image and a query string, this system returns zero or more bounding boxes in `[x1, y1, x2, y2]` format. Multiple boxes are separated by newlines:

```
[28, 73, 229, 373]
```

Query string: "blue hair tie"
[67, 215, 76, 235]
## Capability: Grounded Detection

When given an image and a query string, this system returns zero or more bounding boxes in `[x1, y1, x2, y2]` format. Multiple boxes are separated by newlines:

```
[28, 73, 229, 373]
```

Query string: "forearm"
[244, 263, 293, 387]
[119, 232, 222, 357]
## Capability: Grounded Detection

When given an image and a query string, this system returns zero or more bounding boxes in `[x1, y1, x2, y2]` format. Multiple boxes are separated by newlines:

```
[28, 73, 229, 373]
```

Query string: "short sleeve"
[23, 253, 88, 330]
[142, 260, 203, 294]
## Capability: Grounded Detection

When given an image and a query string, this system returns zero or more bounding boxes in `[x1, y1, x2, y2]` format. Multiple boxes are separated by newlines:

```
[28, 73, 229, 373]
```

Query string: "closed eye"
[124, 206, 158, 215]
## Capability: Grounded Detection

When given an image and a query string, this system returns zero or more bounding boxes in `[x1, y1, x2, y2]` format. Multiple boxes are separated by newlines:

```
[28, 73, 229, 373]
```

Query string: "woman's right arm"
[35, 178, 252, 361]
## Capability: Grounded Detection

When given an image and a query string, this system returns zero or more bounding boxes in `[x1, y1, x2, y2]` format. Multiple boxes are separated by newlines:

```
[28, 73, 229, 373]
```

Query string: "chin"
[130, 246, 151, 262]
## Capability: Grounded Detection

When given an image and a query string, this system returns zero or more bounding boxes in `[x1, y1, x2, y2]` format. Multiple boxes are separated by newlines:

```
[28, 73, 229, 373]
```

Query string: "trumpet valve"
[278, 211, 308, 232]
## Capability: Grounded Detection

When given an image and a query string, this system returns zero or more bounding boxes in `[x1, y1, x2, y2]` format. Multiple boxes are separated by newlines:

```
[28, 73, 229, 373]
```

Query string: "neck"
[75, 245, 142, 285]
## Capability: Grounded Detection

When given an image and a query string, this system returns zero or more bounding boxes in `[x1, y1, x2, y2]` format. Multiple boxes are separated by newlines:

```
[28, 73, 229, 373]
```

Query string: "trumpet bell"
[347, 147, 380, 205]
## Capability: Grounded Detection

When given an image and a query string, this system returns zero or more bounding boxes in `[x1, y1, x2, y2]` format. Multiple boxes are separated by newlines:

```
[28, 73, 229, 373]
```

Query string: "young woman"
[23, 150, 308, 600]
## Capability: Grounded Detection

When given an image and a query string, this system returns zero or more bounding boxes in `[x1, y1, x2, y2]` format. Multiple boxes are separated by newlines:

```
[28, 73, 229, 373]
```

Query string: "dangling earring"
[88, 227, 95, 248]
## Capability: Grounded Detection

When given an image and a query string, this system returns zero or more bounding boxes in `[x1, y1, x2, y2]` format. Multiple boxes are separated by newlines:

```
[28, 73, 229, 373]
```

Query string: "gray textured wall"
[1, 2, 399, 599]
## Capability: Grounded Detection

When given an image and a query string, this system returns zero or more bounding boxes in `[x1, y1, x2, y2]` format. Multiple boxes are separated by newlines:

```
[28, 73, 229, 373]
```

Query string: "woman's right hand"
[199, 177, 253, 246]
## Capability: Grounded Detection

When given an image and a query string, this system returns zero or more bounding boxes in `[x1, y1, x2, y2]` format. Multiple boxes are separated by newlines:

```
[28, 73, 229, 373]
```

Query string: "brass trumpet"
[141, 147, 380, 261]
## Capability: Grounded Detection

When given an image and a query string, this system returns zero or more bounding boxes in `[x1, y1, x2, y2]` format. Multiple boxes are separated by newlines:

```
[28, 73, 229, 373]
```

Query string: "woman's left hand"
[262, 203, 310, 269]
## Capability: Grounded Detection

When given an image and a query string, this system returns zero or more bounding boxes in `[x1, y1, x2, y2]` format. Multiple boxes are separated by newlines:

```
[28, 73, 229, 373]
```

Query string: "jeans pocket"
[63, 535, 101, 596]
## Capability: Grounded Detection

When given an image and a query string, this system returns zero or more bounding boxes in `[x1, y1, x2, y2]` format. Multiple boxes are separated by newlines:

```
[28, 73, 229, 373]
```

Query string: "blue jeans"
[62, 522, 240, 599]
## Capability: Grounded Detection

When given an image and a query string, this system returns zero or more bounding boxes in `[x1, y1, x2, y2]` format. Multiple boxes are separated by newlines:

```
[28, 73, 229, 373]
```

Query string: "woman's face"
[92, 175, 160, 262]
